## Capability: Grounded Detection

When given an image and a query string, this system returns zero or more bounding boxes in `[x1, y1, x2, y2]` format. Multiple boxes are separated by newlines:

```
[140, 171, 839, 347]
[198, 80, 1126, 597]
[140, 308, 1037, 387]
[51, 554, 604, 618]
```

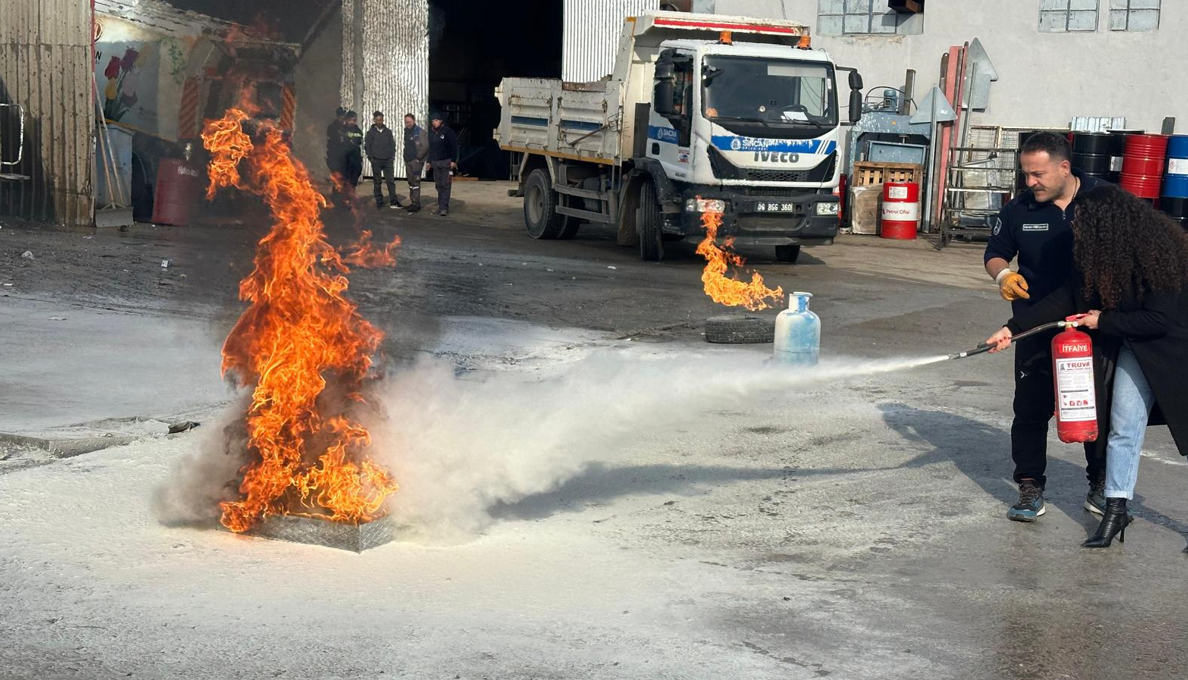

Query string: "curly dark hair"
[1072, 186, 1188, 309]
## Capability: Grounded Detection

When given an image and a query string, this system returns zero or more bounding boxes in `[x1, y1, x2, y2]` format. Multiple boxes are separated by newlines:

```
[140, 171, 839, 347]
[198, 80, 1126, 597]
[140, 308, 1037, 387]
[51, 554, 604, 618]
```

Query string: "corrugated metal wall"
[342, 0, 428, 177]
[0, 0, 95, 225]
[563, 0, 659, 82]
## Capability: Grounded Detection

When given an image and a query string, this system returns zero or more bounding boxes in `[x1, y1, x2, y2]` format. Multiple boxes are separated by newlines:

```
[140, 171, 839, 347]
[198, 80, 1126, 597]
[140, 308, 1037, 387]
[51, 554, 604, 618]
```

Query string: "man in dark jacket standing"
[326, 107, 347, 197]
[403, 113, 429, 213]
[984, 132, 1108, 523]
[342, 111, 364, 197]
[364, 111, 401, 209]
[427, 112, 458, 216]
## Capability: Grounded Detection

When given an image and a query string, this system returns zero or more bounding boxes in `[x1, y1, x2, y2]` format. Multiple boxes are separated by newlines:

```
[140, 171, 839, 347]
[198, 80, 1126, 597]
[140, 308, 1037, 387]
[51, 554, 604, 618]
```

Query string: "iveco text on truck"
[495, 11, 863, 262]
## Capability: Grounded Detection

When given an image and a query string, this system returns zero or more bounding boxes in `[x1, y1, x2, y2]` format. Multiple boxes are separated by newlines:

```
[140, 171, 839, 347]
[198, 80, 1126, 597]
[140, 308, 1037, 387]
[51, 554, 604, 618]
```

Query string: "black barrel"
[1072, 152, 1112, 174]
[1072, 132, 1112, 155]
[1109, 129, 1142, 177]
[1162, 196, 1188, 219]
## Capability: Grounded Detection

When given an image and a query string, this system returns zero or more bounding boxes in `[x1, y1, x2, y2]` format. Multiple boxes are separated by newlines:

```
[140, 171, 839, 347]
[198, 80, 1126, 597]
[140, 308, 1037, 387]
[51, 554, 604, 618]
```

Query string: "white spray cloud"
[152, 397, 251, 527]
[367, 349, 947, 541]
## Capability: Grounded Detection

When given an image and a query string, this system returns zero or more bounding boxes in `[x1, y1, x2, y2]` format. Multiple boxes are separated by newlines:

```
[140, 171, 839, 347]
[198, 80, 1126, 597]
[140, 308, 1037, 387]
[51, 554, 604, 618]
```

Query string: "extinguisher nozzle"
[948, 342, 995, 360]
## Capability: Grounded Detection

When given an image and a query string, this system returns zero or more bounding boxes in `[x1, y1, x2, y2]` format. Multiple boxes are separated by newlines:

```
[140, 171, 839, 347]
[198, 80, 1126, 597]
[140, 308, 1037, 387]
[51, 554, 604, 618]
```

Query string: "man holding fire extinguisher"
[987, 185, 1188, 549]
[984, 132, 1108, 523]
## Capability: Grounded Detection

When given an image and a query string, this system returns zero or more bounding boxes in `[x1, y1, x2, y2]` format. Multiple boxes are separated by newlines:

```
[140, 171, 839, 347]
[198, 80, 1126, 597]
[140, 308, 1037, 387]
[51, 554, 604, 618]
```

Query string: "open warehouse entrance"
[427, 0, 563, 179]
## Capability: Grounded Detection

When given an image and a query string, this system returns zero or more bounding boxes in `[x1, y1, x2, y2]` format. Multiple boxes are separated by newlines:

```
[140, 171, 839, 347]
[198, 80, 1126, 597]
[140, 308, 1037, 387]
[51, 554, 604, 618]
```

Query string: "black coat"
[427, 124, 458, 163]
[326, 119, 346, 166]
[1008, 274, 1188, 456]
[364, 124, 397, 161]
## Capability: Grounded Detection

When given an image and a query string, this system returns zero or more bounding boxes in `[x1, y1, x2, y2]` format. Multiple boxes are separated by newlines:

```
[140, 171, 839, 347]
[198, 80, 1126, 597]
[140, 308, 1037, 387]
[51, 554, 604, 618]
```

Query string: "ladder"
[940, 125, 1016, 245]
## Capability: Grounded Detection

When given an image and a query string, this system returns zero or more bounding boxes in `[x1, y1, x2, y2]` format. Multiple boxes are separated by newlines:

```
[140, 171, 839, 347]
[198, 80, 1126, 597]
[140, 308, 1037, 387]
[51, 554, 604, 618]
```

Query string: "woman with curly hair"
[986, 185, 1188, 549]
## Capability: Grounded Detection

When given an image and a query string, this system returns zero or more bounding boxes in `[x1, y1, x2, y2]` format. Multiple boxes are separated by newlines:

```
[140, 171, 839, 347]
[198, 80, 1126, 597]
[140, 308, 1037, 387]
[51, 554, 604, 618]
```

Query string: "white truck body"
[495, 11, 861, 261]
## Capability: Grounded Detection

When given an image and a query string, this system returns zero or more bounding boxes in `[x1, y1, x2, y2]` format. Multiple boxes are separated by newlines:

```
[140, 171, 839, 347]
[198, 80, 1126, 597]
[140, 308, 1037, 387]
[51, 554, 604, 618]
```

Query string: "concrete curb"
[0, 431, 137, 458]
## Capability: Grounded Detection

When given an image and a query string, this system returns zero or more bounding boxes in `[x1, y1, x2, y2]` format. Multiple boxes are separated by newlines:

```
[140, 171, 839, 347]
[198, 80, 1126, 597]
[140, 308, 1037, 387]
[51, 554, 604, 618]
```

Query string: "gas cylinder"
[774, 292, 820, 366]
[1052, 317, 1098, 443]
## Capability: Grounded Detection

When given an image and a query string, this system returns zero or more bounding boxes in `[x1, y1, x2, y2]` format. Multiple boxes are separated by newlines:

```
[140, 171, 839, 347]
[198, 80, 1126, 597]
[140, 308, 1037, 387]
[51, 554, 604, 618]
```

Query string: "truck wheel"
[704, 314, 776, 344]
[523, 169, 567, 239]
[637, 181, 664, 261]
[775, 245, 801, 263]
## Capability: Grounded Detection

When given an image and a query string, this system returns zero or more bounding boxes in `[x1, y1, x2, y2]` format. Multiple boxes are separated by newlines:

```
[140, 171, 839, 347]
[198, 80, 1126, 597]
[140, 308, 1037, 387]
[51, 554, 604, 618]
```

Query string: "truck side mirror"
[654, 61, 676, 117]
[849, 71, 864, 91]
[849, 89, 863, 124]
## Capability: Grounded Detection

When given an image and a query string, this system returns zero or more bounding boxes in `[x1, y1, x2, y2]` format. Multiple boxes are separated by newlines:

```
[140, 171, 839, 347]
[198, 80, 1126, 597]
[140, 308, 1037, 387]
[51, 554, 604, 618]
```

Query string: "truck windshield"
[702, 56, 837, 130]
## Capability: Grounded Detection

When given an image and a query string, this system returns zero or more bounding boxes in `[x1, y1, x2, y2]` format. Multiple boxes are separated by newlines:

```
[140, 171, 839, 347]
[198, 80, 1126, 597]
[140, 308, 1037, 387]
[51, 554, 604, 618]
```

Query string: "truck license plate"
[755, 202, 798, 213]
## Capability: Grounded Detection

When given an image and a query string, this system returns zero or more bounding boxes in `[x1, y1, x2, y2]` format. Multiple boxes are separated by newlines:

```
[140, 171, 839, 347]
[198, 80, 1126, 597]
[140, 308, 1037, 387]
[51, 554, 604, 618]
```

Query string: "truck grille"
[740, 187, 803, 197]
[708, 147, 837, 184]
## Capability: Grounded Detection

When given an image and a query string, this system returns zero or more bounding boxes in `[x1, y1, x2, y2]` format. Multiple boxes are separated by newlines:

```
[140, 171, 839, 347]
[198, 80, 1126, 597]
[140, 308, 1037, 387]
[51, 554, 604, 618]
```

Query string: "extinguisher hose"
[947, 320, 1070, 360]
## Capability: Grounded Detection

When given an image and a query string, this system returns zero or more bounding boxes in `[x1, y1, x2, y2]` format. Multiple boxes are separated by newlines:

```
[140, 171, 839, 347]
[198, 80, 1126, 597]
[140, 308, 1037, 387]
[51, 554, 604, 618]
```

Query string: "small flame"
[694, 198, 784, 311]
[202, 108, 400, 533]
[341, 230, 401, 267]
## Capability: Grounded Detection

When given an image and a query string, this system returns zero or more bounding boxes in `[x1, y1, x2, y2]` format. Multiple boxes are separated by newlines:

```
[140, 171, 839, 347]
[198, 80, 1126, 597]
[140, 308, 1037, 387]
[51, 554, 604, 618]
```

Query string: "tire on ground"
[523, 168, 567, 239]
[637, 180, 664, 261]
[704, 314, 776, 344]
[775, 244, 801, 263]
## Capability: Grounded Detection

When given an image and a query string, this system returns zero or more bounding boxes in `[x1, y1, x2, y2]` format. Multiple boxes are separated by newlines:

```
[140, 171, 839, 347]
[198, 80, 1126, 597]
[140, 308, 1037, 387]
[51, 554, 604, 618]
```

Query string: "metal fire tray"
[231, 513, 395, 553]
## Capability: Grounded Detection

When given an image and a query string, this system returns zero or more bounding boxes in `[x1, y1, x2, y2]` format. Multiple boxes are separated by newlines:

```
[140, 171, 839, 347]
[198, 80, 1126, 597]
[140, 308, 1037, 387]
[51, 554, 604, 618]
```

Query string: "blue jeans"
[1104, 344, 1157, 499]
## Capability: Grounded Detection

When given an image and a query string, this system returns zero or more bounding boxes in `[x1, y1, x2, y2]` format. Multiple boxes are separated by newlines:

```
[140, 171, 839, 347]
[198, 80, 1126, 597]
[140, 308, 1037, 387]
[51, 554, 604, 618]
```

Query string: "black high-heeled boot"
[1083, 498, 1132, 548]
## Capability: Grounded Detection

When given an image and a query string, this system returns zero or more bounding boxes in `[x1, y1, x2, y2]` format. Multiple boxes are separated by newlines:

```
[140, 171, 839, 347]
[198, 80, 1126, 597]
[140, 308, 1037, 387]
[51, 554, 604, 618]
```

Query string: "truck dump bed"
[496, 77, 623, 166]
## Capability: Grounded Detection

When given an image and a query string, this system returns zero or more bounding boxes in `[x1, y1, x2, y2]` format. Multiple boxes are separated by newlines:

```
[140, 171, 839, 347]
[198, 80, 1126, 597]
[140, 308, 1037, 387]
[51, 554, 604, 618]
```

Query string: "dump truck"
[495, 11, 863, 262]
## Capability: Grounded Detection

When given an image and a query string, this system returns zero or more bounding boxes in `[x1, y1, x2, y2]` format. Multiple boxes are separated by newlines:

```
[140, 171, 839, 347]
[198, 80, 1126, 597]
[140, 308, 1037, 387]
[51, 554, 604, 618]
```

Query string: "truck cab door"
[648, 49, 694, 182]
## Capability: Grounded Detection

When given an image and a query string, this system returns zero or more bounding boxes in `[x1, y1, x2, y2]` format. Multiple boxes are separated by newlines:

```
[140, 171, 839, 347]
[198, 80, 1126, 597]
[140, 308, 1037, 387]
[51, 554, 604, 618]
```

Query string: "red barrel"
[880, 182, 919, 239]
[151, 159, 203, 226]
[1120, 134, 1168, 199]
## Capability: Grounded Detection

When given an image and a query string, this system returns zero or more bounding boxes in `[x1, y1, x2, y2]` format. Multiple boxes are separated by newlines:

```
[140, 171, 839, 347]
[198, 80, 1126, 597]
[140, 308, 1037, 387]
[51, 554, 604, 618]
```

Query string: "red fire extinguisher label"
[1055, 357, 1096, 422]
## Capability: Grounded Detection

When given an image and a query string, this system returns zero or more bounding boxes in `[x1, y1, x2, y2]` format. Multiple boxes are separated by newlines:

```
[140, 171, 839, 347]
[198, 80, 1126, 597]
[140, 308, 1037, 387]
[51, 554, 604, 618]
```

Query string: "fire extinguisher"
[1052, 315, 1098, 443]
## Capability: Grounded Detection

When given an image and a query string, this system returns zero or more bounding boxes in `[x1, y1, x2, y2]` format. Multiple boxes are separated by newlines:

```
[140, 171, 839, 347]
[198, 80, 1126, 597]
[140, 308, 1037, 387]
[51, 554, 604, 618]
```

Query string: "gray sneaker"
[1085, 481, 1106, 516]
[1008, 481, 1046, 522]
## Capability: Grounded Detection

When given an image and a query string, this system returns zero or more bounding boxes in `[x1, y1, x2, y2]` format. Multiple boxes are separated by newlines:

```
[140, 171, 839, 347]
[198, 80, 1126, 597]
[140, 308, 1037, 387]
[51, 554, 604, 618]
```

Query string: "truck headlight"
[685, 198, 726, 213]
[815, 202, 840, 216]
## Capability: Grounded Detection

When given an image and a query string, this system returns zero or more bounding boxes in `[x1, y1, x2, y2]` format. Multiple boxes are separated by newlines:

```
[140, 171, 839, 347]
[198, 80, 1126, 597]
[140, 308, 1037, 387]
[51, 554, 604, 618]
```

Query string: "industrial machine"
[495, 11, 863, 262]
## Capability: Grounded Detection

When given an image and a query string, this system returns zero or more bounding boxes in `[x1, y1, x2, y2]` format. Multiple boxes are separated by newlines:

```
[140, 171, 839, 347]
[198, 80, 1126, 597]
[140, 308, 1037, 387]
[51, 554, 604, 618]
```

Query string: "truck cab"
[646, 38, 848, 261]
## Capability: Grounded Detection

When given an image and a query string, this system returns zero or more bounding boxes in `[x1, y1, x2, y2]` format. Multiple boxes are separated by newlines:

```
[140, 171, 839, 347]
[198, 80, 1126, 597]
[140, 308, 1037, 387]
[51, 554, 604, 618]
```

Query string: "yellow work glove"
[998, 271, 1031, 301]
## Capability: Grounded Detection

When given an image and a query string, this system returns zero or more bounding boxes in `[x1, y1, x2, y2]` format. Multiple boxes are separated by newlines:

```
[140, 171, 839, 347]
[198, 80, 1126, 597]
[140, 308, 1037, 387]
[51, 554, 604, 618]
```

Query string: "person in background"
[403, 113, 430, 213]
[427, 111, 458, 217]
[364, 110, 401, 210]
[342, 111, 364, 200]
[325, 106, 347, 198]
[986, 186, 1188, 549]
[983, 132, 1108, 523]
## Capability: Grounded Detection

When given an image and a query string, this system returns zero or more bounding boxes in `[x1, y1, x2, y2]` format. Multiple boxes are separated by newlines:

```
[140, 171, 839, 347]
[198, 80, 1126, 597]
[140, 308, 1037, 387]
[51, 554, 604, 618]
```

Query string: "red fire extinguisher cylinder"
[1051, 317, 1098, 443]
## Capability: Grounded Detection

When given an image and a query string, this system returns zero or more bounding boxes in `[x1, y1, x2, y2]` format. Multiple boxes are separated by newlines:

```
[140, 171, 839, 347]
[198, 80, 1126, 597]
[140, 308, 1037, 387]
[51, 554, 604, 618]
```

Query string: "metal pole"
[901, 69, 916, 116]
[922, 93, 939, 233]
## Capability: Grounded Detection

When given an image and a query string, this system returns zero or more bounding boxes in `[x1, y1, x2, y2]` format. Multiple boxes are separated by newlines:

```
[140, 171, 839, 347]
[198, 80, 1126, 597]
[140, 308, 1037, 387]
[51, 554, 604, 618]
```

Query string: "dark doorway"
[428, 0, 563, 179]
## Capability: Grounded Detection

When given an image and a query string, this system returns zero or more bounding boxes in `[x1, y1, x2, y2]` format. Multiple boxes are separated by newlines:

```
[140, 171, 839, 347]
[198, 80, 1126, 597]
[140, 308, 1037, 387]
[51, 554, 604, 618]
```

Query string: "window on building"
[1109, 0, 1160, 31]
[817, 1, 924, 37]
[1039, 0, 1099, 32]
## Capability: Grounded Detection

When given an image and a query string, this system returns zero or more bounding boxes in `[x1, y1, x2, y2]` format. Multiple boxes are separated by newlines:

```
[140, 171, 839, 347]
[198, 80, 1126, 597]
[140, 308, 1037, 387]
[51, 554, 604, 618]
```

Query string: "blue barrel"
[773, 292, 820, 366]
[1163, 135, 1188, 198]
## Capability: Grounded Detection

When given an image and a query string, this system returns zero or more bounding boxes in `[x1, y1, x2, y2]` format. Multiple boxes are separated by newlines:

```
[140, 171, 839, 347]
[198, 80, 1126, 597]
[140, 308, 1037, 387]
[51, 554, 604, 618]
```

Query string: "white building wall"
[707, 0, 1184, 132]
[563, 0, 661, 82]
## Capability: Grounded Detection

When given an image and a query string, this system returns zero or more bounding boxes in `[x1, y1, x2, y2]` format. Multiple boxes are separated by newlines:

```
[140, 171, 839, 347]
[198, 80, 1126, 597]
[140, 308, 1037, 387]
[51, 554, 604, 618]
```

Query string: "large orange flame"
[201, 108, 400, 533]
[694, 199, 784, 311]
